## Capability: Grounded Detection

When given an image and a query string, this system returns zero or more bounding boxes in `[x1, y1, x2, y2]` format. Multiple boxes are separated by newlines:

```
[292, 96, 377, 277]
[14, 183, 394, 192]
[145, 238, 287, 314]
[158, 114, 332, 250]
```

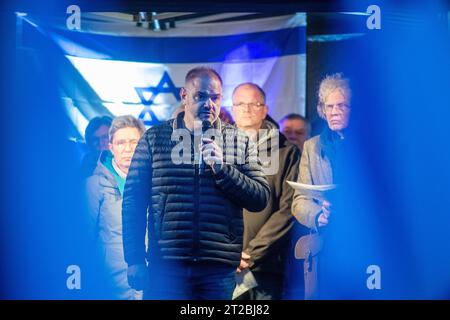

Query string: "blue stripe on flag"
[51, 26, 306, 63]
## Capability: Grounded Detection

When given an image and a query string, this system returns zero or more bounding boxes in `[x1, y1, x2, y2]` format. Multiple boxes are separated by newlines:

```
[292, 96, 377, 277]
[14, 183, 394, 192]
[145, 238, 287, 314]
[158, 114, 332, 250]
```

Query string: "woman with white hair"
[85, 115, 146, 299]
[291, 73, 351, 299]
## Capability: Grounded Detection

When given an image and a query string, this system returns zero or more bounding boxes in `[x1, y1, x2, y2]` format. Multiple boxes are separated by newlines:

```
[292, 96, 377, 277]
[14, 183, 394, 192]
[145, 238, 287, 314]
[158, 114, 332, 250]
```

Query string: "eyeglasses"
[189, 91, 223, 104]
[112, 139, 139, 150]
[233, 102, 266, 110]
[324, 103, 350, 112]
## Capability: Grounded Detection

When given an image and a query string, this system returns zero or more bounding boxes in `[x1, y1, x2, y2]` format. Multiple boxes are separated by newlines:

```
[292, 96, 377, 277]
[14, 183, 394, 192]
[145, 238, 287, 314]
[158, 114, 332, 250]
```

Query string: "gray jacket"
[85, 151, 124, 246]
[292, 128, 342, 230]
[85, 151, 142, 299]
[242, 120, 300, 274]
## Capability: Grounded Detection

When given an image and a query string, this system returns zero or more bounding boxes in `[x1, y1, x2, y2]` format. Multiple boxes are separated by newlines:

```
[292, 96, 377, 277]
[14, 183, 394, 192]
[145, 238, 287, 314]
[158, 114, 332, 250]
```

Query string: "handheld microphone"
[199, 120, 212, 174]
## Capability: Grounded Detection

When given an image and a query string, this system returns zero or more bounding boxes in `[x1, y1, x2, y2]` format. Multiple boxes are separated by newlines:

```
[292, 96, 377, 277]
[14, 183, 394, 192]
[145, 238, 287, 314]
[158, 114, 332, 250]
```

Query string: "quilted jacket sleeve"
[122, 133, 152, 266]
[213, 134, 270, 212]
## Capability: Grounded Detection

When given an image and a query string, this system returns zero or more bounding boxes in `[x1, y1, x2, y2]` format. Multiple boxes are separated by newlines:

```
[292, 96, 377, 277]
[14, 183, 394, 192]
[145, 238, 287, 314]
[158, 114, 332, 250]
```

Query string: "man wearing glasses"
[122, 67, 270, 300]
[231, 83, 300, 300]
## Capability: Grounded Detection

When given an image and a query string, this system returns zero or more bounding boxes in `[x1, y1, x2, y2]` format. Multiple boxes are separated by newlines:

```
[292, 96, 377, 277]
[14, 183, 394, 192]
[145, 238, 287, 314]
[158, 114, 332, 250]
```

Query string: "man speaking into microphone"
[122, 66, 270, 300]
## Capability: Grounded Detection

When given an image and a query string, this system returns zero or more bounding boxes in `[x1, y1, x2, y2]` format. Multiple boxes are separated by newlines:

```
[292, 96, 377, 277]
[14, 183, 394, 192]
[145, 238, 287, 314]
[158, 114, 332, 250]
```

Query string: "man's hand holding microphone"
[200, 120, 223, 174]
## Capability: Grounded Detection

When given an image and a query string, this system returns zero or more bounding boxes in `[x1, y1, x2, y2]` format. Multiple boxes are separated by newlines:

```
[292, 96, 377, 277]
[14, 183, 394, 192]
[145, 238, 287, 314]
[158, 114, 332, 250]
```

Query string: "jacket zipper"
[192, 136, 200, 261]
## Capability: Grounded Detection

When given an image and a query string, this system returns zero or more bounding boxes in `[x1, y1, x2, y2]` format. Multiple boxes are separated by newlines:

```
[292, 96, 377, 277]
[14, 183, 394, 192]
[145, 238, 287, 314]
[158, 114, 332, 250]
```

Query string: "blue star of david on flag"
[135, 71, 181, 126]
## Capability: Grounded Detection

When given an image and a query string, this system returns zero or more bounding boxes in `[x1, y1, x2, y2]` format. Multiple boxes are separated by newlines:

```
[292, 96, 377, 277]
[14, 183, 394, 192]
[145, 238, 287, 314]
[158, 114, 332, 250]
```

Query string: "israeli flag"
[23, 13, 306, 135]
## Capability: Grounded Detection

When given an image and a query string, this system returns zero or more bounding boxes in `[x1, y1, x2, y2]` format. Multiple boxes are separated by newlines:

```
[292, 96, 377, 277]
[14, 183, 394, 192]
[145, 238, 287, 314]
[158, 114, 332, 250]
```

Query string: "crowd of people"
[80, 66, 350, 300]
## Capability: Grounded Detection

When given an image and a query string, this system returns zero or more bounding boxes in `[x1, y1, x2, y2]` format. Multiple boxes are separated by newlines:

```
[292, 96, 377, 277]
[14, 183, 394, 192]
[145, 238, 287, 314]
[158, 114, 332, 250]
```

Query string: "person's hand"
[201, 137, 223, 174]
[317, 200, 332, 227]
[127, 264, 147, 290]
[236, 252, 251, 274]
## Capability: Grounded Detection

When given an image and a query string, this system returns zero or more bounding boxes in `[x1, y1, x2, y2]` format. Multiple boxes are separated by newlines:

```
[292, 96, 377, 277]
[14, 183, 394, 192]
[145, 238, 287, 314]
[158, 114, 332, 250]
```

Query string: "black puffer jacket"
[122, 112, 270, 267]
